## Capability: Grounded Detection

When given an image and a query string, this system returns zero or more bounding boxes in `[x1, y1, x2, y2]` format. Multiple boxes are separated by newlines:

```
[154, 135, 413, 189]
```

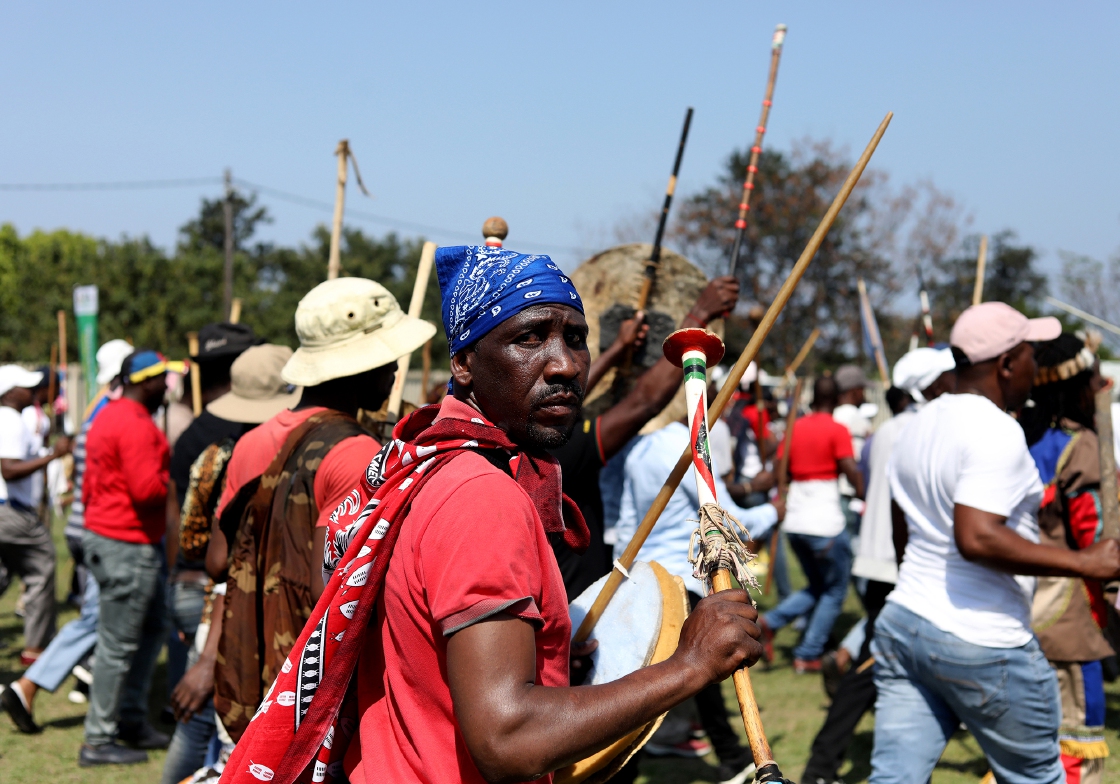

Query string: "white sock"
[9, 681, 29, 711]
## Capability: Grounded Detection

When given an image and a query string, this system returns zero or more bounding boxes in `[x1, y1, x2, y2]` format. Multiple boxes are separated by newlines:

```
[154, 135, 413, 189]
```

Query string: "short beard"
[518, 381, 584, 450]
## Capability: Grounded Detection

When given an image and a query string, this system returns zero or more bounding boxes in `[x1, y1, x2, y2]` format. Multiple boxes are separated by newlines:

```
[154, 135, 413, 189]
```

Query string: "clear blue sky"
[3, 2, 1117, 278]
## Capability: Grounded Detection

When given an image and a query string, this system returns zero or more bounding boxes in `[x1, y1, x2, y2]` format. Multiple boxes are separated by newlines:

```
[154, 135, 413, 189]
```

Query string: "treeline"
[0, 193, 449, 364]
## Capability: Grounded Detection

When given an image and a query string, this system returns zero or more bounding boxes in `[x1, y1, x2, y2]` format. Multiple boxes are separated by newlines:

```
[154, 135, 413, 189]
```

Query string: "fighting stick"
[971, 234, 988, 306]
[664, 327, 787, 783]
[573, 111, 893, 646]
[1095, 380, 1120, 544]
[386, 241, 437, 419]
[728, 24, 788, 277]
[187, 332, 202, 417]
[782, 328, 820, 385]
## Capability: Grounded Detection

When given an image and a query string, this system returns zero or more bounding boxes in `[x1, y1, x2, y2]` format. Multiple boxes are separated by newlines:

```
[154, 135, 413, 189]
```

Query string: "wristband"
[682, 313, 707, 328]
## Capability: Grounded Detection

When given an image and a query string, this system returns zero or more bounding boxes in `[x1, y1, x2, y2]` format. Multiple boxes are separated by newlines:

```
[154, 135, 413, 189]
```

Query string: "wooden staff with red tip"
[729, 23, 787, 276]
[663, 327, 790, 783]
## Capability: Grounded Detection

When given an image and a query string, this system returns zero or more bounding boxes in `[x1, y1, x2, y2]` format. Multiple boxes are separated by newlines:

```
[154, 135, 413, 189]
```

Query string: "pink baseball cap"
[950, 302, 1061, 364]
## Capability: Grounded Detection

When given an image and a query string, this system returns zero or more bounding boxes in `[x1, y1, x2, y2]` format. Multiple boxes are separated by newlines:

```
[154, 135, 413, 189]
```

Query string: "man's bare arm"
[891, 499, 907, 567]
[954, 503, 1120, 579]
[446, 589, 762, 783]
[837, 457, 864, 499]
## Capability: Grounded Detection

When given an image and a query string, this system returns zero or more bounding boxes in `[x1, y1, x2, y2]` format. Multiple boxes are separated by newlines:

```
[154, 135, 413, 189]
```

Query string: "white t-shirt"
[0, 406, 39, 508]
[888, 393, 1043, 648]
[709, 418, 734, 480]
[833, 403, 872, 497]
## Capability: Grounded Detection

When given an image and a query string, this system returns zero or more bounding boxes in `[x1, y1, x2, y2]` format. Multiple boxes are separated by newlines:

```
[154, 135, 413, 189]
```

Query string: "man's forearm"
[0, 453, 56, 482]
[956, 506, 1084, 577]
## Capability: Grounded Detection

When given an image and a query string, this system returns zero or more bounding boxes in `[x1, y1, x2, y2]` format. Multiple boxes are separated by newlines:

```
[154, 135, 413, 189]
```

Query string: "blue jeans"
[870, 602, 1063, 784]
[762, 530, 851, 660]
[161, 700, 217, 784]
[167, 579, 208, 693]
[25, 565, 99, 692]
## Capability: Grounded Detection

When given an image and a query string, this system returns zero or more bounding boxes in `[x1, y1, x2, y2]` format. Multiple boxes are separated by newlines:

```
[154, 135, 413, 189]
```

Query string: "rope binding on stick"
[688, 502, 761, 601]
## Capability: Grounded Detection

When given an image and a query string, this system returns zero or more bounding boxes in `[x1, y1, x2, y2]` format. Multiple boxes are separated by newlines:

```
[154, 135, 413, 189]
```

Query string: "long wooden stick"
[386, 242, 437, 418]
[971, 234, 988, 306]
[728, 24, 787, 277]
[782, 327, 820, 383]
[1045, 297, 1120, 338]
[229, 297, 242, 325]
[327, 140, 350, 281]
[187, 332, 202, 416]
[764, 377, 804, 595]
[1097, 380, 1120, 540]
[858, 278, 889, 384]
[574, 111, 893, 645]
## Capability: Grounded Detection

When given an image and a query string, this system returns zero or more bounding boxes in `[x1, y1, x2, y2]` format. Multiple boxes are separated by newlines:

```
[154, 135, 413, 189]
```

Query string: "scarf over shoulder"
[219, 398, 588, 784]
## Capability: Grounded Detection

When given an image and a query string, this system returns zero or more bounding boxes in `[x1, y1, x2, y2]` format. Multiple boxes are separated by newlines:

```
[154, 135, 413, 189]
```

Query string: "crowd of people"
[0, 243, 1117, 784]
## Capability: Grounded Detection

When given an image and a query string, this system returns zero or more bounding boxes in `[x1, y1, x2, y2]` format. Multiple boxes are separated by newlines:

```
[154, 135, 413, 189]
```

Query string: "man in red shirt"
[80, 350, 183, 766]
[763, 375, 864, 672]
[219, 246, 766, 784]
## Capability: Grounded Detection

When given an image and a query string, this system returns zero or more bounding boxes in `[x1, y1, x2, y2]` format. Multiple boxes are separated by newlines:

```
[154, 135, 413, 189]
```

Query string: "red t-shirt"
[83, 398, 170, 544]
[345, 427, 571, 783]
[741, 405, 772, 441]
[778, 411, 854, 481]
[216, 407, 379, 527]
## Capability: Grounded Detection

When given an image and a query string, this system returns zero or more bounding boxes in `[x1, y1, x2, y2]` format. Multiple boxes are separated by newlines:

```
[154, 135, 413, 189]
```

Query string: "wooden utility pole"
[972, 234, 988, 306]
[328, 140, 350, 280]
[223, 168, 235, 320]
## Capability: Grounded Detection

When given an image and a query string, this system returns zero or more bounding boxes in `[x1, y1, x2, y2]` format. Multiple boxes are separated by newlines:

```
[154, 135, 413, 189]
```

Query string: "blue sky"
[2, 2, 1117, 280]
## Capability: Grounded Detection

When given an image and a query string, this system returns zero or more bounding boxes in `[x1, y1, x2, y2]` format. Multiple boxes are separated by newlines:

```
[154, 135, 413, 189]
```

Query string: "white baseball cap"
[892, 347, 957, 401]
[0, 365, 44, 398]
[96, 339, 136, 385]
[282, 277, 436, 387]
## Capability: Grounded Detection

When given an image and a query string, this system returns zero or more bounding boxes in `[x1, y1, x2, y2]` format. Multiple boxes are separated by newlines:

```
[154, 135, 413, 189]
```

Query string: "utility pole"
[328, 140, 349, 280]
[223, 168, 235, 320]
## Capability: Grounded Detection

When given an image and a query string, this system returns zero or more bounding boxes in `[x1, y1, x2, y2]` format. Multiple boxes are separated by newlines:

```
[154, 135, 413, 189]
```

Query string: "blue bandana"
[435, 245, 584, 355]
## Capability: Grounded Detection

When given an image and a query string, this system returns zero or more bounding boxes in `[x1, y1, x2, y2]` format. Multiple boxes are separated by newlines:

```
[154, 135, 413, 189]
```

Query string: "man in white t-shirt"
[870, 303, 1120, 784]
[0, 365, 72, 666]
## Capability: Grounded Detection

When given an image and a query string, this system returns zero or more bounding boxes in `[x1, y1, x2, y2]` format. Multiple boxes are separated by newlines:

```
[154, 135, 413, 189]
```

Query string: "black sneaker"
[118, 722, 170, 749]
[79, 742, 149, 767]
[0, 685, 41, 734]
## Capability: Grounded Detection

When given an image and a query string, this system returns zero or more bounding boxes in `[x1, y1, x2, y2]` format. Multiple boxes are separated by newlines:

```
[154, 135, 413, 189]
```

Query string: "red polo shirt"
[345, 398, 571, 784]
[83, 397, 170, 544]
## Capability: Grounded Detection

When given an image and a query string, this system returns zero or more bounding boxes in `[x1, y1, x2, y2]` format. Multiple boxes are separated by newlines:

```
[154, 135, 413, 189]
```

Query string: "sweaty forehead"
[495, 304, 586, 332]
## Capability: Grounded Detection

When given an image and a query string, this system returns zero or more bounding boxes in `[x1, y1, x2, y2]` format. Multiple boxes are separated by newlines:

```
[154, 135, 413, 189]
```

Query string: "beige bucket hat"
[281, 277, 436, 387]
[207, 344, 302, 423]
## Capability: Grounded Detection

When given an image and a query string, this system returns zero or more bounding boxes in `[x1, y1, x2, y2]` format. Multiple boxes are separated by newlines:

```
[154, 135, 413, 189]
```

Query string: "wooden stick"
[782, 327, 820, 383]
[728, 24, 788, 276]
[1045, 297, 1120, 338]
[47, 344, 58, 425]
[386, 241, 437, 418]
[711, 570, 776, 768]
[573, 111, 893, 645]
[1097, 380, 1120, 540]
[421, 340, 432, 402]
[327, 139, 350, 281]
[187, 332, 202, 416]
[229, 298, 242, 325]
[764, 376, 803, 595]
[971, 234, 988, 306]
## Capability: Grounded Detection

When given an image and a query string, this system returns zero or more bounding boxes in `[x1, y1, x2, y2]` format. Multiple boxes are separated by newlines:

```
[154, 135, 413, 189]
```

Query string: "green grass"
[4, 519, 1120, 782]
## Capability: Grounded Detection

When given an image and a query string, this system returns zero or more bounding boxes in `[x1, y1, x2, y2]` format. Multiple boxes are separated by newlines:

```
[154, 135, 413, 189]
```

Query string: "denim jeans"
[870, 602, 1063, 784]
[25, 566, 99, 692]
[762, 530, 851, 660]
[167, 579, 208, 693]
[83, 530, 169, 745]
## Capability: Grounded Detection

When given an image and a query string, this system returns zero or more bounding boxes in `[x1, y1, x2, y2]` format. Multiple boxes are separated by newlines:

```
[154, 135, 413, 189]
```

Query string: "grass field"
[4, 519, 1120, 783]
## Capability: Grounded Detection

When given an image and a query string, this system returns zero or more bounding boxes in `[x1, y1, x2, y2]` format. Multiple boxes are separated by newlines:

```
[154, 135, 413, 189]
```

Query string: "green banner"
[73, 285, 99, 404]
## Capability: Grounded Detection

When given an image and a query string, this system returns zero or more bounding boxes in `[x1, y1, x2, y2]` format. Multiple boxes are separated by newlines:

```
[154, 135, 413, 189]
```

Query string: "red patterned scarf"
[219, 399, 588, 784]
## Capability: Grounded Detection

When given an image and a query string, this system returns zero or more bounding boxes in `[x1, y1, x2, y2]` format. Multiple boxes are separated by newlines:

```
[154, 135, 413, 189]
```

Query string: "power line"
[0, 175, 587, 257]
[0, 177, 222, 191]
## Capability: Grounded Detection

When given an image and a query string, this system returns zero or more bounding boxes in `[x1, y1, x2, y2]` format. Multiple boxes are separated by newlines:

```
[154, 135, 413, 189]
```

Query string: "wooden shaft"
[1096, 381, 1120, 541]
[782, 327, 820, 382]
[972, 234, 988, 306]
[187, 332, 202, 417]
[47, 343, 58, 433]
[765, 377, 803, 594]
[728, 26, 787, 276]
[711, 569, 775, 768]
[229, 298, 242, 325]
[327, 140, 349, 281]
[573, 112, 893, 644]
[386, 241, 437, 418]
[421, 339, 432, 401]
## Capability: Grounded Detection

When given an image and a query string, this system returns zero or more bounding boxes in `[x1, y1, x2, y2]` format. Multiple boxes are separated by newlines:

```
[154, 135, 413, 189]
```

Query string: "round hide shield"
[572, 243, 720, 434]
[555, 561, 689, 784]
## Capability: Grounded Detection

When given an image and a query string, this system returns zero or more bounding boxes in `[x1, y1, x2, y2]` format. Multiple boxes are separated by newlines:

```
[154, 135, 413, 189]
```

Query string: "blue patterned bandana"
[435, 245, 584, 355]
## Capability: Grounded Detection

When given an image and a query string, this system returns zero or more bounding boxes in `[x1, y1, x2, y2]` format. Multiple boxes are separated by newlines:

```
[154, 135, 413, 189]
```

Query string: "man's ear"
[450, 349, 473, 390]
[998, 351, 1015, 379]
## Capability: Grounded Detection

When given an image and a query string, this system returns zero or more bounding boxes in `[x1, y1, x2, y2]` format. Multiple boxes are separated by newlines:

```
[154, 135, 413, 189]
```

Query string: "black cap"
[193, 323, 262, 360]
